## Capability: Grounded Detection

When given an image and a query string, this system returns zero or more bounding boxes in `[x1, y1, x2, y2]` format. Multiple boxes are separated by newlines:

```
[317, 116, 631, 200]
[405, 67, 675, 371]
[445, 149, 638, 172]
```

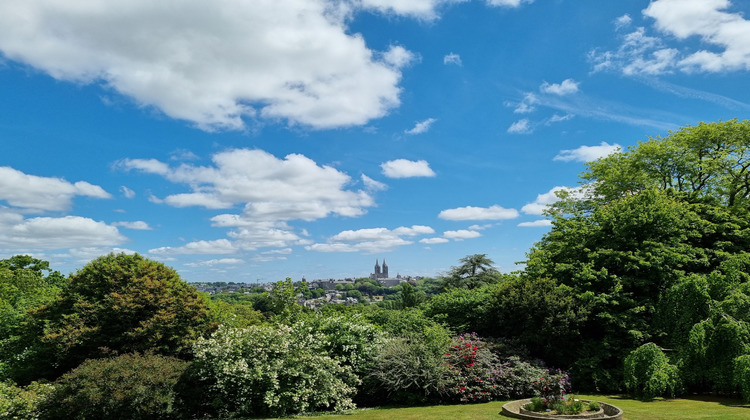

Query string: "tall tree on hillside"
[442, 254, 502, 290]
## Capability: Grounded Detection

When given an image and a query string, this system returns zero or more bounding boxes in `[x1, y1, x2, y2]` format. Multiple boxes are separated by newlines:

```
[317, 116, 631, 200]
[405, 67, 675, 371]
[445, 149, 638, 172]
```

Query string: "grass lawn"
[289, 395, 750, 420]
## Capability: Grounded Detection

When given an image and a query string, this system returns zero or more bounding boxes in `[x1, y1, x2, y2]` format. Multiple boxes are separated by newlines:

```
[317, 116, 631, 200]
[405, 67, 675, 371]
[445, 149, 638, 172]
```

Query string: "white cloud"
[645, 0, 750, 72]
[419, 237, 450, 244]
[615, 14, 632, 30]
[438, 205, 519, 221]
[112, 221, 153, 230]
[405, 118, 437, 134]
[522, 186, 575, 215]
[381, 159, 436, 178]
[512, 93, 539, 114]
[540, 79, 579, 95]
[0, 212, 126, 250]
[553, 142, 621, 162]
[547, 114, 574, 124]
[307, 225, 434, 253]
[591, 0, 750, 75]
[486, 0, 533, 7]
[185, 258, 244, 267]
[0, 1, 416, 130]
[443, 52, 462, 66]
[149, 239, 237, 255]
[443, 229, 481, 240]
[359, 0, 466, 20]
[0, 166, 111, 212]
[119, 148, 374, 221]
[518, 219, 552, 227]
[507, 119, 532, 134]
[120, 186, 135, 199]
[361, 174, 388, 191]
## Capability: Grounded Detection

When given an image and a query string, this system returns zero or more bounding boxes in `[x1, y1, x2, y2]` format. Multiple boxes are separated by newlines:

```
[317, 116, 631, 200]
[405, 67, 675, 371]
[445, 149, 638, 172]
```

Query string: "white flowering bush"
[188, 324, 357, 417]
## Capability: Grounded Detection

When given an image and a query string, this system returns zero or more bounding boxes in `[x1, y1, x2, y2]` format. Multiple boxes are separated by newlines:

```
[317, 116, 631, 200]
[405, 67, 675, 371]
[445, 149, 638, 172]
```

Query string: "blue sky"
[1, 0, 750, 283]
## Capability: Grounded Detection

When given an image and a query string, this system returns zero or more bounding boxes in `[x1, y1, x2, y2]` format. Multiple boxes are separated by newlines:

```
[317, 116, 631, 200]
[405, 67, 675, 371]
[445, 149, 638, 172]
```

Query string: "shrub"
[624, 343, 681, 400]
[367, 334, 447, 404]
[588, 401, 601, 411]
[187, 324, 357, 418]
[40, 353, 187, 420]
[734, 354, 750, 403]
[0, 381, 53, 420]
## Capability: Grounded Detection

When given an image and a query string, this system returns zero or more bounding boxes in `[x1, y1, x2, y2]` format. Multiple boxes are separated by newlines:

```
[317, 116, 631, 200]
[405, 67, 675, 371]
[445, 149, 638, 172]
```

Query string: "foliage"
[440, 333, 565, 403]
[205, 298, 265, 329]
[188, 324, 357, 418]
[0, 256, 64, 381]
[0, 381, 54, 420]
[441, 254, 503, 290]
[488, 276, 587, 367]
[582, 119, 750, 208]
[624, 343, 681, 401]
[734, 354, 750, 403]
[40, 353, 187, 420]
[422, 284, 496, 334]
[367, 334, 447, 404]
[16, 253, 213, 383]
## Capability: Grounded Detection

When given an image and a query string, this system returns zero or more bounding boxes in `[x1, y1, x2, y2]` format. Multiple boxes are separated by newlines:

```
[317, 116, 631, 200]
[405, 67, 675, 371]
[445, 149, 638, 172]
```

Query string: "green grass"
[287, 395, 750, 420]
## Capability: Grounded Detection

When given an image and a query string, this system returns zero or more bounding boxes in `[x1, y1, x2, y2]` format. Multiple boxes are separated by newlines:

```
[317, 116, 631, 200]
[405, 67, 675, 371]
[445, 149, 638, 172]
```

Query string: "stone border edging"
[500, 398, 623, 420]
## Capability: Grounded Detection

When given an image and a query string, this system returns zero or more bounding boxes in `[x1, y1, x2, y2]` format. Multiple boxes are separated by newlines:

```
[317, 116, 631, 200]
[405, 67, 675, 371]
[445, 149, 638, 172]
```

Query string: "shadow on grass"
[602, 394, 749, 409]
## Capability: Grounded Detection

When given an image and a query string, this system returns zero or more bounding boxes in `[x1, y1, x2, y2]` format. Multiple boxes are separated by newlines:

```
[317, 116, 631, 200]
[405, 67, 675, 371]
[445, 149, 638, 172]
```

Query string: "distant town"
[192, 259, 424, 309]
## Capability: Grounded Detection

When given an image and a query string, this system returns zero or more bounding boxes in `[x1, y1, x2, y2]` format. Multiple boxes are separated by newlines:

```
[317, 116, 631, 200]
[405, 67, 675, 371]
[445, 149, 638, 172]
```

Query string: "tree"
[16, 253, 213, 382]
[0, 256, 64, 381]
[581, 119, 750, 209]
[442, 254, 503, 290]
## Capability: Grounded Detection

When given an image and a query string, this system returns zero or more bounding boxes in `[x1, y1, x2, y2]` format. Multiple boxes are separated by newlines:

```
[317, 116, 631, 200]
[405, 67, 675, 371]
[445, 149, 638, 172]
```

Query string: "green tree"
[624, 343, 681, 401]
[17, 253, 213, 382]
[442, 254, 503, 290]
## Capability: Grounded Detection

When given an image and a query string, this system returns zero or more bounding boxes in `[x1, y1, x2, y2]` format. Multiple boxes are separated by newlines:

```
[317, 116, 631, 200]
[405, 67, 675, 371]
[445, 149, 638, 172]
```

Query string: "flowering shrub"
[531, 371, 570, 406]
[188, 324, 357, 418]
[441, 333, 569, 403]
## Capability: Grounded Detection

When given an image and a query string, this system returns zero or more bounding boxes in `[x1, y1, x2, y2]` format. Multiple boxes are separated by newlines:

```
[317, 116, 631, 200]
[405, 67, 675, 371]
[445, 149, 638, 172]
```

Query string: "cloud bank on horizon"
[1, 0, 749, 280]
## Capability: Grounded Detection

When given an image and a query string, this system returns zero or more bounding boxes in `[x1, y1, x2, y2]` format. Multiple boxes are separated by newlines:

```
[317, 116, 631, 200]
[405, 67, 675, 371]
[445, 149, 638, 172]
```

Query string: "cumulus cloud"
[540, 79, 579, 95]
[438, 205, 519, 221]
[511, 93, 539, 114]
[360, 0, 467, 20]
[591, 0, 750, 75]
[112, 221, 153, 230]
[405, 118, 437, 134]
[0, 1, 418, 130]
[381, 159, 436, 178]
[0, 212, 126, 250]
[0, 166, 111, 213]
[443, 229, 481, 240]
[518, 219, 552, 227]
[507, 119, 532, 134]
[521, 186, 575, 215]
[307, 225, 434, 253]
[615, 14, 632, 30]
[118, 148, 374, 221]
[443, 52, 462, 66]
[553, 142, 621, 162]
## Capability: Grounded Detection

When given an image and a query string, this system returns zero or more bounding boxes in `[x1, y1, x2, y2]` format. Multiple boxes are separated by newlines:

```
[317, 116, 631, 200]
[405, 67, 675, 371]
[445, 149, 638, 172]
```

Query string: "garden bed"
[500, 398, 622, 419]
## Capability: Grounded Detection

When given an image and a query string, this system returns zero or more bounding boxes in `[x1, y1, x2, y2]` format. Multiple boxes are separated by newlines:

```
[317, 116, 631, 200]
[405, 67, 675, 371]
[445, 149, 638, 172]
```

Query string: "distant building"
[370, 259, 389, 280]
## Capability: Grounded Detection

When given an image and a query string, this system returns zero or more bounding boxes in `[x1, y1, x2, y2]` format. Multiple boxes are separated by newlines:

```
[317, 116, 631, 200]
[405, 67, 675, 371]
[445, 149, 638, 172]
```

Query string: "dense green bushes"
[41, 353, 187, 420]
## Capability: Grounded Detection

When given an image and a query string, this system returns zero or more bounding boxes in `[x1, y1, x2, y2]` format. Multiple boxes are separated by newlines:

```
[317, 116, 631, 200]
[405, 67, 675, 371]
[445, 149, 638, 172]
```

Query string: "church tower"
[382, 259, 389, 278]
[374, 259, 381, 277]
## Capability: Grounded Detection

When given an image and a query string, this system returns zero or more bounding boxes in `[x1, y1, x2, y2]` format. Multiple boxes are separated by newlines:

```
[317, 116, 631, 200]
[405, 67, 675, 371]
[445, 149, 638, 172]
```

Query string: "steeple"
[374, 259, 381, 276]
[382, 259, 388, 278]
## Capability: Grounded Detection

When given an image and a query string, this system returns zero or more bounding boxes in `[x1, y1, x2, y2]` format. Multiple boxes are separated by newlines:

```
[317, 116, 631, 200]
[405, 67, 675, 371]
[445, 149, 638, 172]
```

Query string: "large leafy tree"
[441, 254, 503, 290]
[0, 256, 64, 380]
[14, 253, 214, 382]
[525, 120, 750, 391]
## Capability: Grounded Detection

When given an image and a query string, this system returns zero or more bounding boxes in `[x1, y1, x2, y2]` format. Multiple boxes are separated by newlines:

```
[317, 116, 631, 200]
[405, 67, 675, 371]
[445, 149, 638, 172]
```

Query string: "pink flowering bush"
[441, 333, 569, 403]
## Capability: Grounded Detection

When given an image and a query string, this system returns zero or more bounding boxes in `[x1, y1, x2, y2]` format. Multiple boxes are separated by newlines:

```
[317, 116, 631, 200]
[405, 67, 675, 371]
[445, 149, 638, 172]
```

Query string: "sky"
[1, 0, 750, 283]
